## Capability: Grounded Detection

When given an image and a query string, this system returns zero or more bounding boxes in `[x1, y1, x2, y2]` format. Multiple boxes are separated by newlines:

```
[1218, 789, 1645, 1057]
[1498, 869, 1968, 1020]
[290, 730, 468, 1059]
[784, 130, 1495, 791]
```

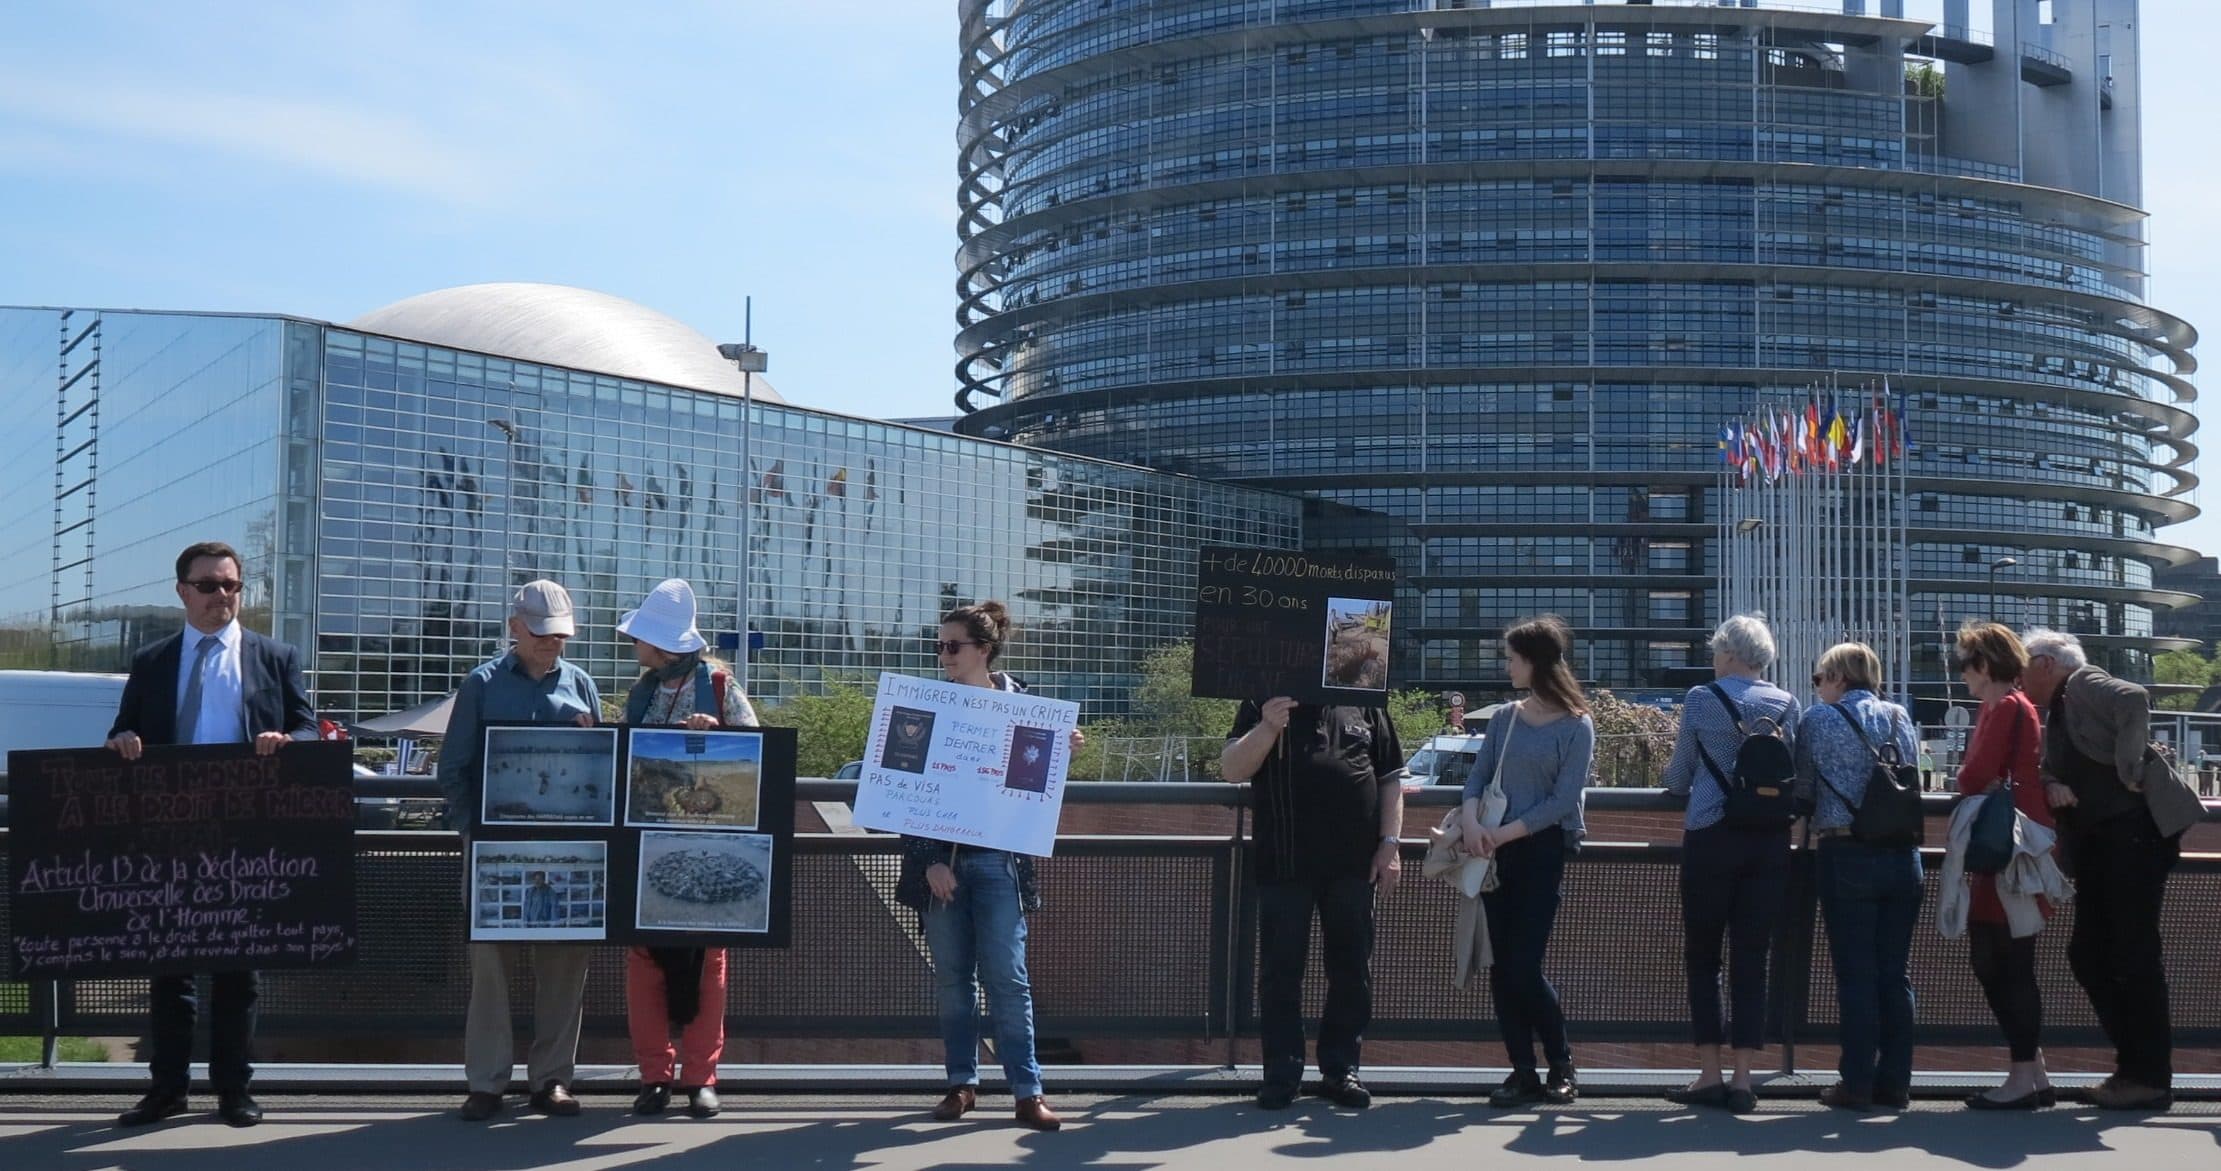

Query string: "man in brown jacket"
[2021, 629, 2175, 1111]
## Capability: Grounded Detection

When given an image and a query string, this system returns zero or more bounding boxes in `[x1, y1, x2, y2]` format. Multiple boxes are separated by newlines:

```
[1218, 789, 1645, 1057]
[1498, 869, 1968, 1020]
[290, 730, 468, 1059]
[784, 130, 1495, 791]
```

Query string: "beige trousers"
[464, 942, 592, 1095]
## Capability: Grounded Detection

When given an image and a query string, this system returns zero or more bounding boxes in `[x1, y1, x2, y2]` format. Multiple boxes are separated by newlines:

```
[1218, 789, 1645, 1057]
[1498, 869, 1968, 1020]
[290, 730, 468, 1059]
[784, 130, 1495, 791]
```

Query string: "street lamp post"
[488, 418, 519, 651]
[1988, 556, 2019, 624]
[718, 299, 768, 696]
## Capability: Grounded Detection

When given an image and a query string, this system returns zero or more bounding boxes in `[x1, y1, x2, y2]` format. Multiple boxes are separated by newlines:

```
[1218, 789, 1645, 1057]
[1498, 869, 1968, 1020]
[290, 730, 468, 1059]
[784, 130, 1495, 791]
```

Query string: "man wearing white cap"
[440, 579, 602, 1122]
[615, 578, 758, 1120]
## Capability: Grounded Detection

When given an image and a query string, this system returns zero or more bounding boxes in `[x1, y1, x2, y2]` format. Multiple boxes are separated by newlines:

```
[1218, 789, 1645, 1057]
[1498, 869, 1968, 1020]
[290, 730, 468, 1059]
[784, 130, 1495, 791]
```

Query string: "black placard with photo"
[1191, 545, 1397, 705]
[469, 722, 798, 949]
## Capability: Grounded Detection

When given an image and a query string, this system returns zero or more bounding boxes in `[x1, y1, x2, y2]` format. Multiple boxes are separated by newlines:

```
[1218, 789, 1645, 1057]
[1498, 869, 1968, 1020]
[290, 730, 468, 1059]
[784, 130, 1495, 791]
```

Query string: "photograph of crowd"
[635, 831, 773, 934]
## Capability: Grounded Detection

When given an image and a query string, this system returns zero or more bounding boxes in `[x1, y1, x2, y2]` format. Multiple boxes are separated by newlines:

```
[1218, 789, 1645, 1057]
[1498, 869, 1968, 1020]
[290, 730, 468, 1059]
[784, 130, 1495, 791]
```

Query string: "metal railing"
[2, 784, 2215, 1074]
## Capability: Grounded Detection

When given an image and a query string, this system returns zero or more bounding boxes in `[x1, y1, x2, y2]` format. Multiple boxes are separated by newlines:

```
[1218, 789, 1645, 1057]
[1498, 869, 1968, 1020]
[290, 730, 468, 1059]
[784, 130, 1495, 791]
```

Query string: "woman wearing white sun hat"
[615, 578, 759, 1120]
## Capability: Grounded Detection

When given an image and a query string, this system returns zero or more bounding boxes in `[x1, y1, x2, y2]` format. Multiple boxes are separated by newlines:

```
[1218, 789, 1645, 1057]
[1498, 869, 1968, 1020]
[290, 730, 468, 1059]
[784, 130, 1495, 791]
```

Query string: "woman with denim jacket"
[893, 600, 1080, 1133]
[1795, 641, 1923, 1112]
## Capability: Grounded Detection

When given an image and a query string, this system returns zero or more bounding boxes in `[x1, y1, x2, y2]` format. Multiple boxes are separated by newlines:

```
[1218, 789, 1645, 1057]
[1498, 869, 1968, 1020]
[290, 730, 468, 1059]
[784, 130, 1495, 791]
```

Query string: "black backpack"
[1819, 701, 1925, 849]
[1692, 682, 1797, 831]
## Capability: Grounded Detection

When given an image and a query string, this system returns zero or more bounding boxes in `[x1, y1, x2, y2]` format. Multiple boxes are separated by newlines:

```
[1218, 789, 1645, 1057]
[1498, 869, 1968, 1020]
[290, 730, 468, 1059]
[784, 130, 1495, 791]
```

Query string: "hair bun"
[977, 599, 1012, 637]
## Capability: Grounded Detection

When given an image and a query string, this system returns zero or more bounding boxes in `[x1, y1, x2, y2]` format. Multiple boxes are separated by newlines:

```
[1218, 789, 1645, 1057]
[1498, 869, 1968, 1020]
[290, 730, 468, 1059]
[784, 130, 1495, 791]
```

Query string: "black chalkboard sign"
[1191, 546, 1398, 705]
[465, 723, 798, 949]
[7, 741, 357, 980]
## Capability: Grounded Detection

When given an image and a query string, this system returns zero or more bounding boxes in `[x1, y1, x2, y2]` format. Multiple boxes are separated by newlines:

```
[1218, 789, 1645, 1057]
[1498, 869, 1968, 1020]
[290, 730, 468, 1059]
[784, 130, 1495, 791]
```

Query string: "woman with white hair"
[1660, 614, 1801, 1112]
[616, 579, 759, 1120]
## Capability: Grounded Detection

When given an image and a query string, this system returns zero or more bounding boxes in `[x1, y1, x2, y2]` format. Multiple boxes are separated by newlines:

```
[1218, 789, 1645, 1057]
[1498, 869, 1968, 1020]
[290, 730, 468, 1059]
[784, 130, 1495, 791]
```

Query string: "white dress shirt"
[176, 620, 248, 745]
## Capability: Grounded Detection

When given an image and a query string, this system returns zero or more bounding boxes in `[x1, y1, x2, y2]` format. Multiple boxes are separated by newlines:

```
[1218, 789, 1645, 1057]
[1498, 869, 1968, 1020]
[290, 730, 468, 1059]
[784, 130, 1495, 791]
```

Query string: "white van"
[1403, 733, 1488, 792]
[0, 670, 128, 777]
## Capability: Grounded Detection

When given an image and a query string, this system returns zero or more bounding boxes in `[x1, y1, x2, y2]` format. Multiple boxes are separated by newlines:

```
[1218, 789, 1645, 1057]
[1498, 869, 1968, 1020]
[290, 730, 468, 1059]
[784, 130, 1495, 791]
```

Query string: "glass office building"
[954, 0, 2199, 700]
[0, 290, 1298, 722]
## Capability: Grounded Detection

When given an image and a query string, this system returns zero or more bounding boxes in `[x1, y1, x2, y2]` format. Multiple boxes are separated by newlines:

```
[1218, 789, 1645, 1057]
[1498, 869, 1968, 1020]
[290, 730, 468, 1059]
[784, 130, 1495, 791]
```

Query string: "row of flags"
[1717, 388, 1908, 484]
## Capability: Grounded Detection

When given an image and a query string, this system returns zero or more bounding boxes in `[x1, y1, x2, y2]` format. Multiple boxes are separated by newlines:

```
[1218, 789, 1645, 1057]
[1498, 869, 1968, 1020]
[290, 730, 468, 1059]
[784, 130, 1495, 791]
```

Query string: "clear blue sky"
[1, 2, 2216, 553]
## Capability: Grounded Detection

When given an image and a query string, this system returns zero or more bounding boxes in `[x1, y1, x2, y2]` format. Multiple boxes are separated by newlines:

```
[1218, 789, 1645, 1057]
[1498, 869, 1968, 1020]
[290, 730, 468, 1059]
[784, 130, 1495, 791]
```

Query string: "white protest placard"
[851, 672, 1079, 857]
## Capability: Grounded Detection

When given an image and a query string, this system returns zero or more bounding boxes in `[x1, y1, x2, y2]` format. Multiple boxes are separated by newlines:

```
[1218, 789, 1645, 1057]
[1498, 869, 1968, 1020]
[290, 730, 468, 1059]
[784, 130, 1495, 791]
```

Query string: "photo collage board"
[469, 722, 797, 948]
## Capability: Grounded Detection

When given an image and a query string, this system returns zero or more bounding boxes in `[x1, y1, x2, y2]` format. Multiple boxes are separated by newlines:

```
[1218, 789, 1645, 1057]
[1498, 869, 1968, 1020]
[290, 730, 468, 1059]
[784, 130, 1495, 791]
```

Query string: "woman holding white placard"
[892, 600, 1082, 1133]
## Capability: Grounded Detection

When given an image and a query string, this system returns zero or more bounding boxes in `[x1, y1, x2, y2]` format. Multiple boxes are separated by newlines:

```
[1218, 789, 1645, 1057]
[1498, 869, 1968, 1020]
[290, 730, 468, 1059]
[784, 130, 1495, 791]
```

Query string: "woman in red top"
[1953, 621, 2055, 1110]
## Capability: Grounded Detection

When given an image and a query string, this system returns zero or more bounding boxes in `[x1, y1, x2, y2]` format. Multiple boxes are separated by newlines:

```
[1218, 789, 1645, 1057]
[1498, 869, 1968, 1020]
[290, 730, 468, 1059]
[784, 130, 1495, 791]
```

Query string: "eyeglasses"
[934, 639, 983, 656]
[185, 579, 244, 596]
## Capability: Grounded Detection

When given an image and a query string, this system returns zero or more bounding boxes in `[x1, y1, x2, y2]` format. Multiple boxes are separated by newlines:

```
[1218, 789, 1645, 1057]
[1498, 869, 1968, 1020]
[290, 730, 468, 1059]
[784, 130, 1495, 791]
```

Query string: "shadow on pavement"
[0, 1095, 2212, 1170]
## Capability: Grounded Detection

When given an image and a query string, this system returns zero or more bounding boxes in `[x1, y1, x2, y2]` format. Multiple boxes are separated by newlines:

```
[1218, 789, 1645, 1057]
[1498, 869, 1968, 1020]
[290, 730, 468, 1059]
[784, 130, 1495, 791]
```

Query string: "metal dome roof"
[347, 283, 784, 403]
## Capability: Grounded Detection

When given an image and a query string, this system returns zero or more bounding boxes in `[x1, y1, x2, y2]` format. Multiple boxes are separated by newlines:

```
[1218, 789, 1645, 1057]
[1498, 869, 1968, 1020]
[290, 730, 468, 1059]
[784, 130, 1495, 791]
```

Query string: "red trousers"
[625, 947, 728, 1087]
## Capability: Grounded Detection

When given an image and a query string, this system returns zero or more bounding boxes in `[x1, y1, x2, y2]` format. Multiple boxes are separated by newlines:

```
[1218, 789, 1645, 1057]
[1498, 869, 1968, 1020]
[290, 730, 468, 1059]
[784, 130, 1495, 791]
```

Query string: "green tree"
[1590, 688, 1679, 787]
[1125, 642, 1238, 743]
[1385, 687, 1447, 744]
[756, 675, 877, 777]
[2154, 649, 2214, 711]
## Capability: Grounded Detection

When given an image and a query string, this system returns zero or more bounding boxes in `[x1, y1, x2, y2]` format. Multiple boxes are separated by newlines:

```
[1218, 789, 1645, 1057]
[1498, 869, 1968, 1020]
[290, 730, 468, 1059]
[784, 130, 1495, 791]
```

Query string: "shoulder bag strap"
[1999, 698, 2027, 790]
[1690, 686, 1739, 793]
[1484, 702, 1518, 796]
[1830, 701, 1885, 762]
[1812, 702, 1880, 812]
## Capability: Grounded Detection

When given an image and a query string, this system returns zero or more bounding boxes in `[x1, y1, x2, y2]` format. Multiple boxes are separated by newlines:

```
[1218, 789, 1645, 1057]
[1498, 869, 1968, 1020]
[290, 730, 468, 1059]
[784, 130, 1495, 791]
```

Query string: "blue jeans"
[922, 849, 1043, 1098]
[1817, 839, 1923, 1094]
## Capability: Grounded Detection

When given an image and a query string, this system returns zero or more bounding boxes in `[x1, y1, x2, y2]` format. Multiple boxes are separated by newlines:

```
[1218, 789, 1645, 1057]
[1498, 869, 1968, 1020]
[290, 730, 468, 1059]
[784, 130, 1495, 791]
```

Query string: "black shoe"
[457, 1091, 504, 1122]
[1965, 1088, 2043, 1111]
[530, 1080, 582, 1117]
[684, 1086, 720, 1118]
[118, 1091, 189, 1127]
[1665, 1083, 1729, 1109]
[1256, 1082, 1297, 1110]
[1489, 1070, 1545, 1108]
[216, 1092, 262, 1127]
[634, 1083, 671, 1116]
[1542, 1064, 1579, 1105]
[2037, 1087, 2058, 1108]
[1873, 1085, 1910, 1111]
[1309, 1073, 1372, 1109]
[1724, 1087, 1760, 1114]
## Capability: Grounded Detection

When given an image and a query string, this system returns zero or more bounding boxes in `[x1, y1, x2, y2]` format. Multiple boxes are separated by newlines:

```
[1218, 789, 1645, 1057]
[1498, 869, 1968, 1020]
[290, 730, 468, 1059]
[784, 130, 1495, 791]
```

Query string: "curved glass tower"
[955, 0, 2198, 700]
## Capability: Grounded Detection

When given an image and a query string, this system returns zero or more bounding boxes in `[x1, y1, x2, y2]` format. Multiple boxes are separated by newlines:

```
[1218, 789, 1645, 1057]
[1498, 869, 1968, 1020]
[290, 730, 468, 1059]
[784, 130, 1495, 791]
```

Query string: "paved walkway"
[0, 1093, 2213, 1170]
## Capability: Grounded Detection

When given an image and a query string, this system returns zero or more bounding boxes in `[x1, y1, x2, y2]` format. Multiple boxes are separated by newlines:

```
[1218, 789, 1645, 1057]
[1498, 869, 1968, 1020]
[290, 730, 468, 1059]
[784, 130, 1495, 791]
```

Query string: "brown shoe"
[1819, 1084, 1873, 1111]
[457, 1091, 504, 1122]
[1015, 1095, 1061, 1132]
[931, 1086, 977, 1122]
[2085, 1077, 2173, 1111]
[529, 1080, 582, 1117]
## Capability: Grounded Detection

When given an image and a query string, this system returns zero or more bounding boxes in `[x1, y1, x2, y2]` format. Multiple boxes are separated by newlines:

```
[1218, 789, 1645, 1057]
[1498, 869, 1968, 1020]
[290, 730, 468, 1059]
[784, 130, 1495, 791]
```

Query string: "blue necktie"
[175, 634, 220, 742]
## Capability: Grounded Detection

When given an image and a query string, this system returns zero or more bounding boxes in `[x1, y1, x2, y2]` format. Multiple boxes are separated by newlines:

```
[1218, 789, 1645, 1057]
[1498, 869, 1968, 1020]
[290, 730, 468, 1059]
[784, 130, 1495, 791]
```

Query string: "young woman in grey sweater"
[1459, 615, 1595, 1107]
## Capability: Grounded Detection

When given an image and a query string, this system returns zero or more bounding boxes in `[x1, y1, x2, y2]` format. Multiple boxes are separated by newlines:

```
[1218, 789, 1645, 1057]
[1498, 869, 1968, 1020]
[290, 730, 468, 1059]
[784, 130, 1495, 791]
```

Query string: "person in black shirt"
[1223, 697, 1406, 1110]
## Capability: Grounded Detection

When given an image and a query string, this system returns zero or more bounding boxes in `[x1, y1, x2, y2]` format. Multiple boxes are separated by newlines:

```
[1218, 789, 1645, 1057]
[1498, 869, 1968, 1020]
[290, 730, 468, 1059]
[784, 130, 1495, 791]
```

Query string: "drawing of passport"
[1004, 725, 1054, 793]
[880, 707, 936, 774]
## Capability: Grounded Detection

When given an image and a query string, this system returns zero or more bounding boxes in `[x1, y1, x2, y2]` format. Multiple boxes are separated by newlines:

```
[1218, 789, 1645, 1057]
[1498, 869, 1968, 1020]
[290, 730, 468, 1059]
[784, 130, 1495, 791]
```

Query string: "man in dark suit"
[105, 540, 318, 1128]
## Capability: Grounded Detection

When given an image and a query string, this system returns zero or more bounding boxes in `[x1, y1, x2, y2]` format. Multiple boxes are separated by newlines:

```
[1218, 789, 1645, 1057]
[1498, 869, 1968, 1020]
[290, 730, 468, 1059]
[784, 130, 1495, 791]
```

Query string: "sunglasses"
[934, 639, 983, 655]
[185, 579, 244, 596]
